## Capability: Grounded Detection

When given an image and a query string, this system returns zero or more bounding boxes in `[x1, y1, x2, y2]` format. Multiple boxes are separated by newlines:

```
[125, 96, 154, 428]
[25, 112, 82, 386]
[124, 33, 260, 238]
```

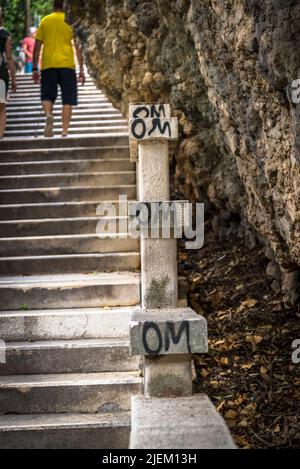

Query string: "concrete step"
[14, 84, 97, 90]
[7, 109, 121, 119]
[0, 134, 128, 150]
[0, 171, 135, 190]
[0, 185, 136, 204]
[0, 273, 140, 311]
[0, 159, 134, 176]
[0, 412, 131, 449]
[0, 217, 131, 237]
[6, 102, 116, 111]
[11, 89, 104, 96]
[0, 338, 140, 375]
[15, 81, 95, 87]
[0, 200, 131, 220]
[4, 126, 128, 138]
[9, 94, 107, 102]
[15, 75, 94, 81]
[0, 234, 139, 256]
[0, 252, 140, 275]
[0, 371, 142, 414]
[7, 114, 124, 124]
[7, 97, 109, 106]
[130, 395, 236, 449]
[0, 305, 140, 341]
[0, 145, 129, 162]
[7, 106, 120, 116]
[6, 119, 127, 131]
[0, 275, 187, 313]
[13, 85, 101, 91]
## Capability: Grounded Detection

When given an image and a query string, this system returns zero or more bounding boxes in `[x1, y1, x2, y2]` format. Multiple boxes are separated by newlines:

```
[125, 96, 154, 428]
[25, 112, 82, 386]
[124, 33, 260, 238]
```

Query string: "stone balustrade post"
[128, 103, 207, 397]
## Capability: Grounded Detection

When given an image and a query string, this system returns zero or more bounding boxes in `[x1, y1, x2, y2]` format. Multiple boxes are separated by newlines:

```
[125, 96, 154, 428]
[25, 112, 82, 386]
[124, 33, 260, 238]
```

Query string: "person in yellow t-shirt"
[32, 0, 85, 137]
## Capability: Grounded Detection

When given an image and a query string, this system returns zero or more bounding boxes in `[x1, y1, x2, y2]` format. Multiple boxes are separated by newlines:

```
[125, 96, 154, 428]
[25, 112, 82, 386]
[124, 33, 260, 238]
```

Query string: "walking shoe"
[44, 115, 54, 138]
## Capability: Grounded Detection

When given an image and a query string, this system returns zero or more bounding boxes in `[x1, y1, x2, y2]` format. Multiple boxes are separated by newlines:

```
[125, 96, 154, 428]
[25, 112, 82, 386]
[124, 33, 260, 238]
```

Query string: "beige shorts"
[0, 79, 7, 104]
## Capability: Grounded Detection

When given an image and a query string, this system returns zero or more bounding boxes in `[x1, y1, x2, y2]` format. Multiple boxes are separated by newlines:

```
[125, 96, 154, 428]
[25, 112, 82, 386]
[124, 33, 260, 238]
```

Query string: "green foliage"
[1, 0, 52, 49]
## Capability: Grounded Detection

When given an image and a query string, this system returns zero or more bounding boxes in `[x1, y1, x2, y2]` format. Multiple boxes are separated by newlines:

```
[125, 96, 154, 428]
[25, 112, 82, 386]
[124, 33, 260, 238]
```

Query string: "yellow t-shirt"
[36, 12, 75, 70]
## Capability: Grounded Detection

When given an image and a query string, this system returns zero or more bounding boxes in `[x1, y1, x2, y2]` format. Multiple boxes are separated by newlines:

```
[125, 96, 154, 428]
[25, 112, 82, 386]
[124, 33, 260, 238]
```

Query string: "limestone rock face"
[65, 0, 300, 302]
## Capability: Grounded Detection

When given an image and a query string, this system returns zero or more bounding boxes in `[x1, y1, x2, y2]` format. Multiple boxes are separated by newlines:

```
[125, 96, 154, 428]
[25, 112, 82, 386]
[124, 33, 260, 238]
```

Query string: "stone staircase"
[0, 74, 143, 448]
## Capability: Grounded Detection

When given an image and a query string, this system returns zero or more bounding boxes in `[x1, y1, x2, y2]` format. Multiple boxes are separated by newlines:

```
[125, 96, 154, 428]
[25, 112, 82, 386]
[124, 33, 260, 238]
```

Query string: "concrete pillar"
[129, 104, 193, 397]
[144, 355, 192, 397]
[138, 137, 178, 309]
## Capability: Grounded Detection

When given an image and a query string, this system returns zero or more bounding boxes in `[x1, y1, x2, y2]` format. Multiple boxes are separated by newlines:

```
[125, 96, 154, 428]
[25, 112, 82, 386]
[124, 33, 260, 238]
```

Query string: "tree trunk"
[24, 0, 31, 36]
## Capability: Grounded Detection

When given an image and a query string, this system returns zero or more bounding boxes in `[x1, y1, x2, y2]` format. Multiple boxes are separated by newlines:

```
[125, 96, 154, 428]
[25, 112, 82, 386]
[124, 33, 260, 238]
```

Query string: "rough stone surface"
[65, 0, 300, 303]
[130, 395, 236, 449]
[130, 307, 208, 355]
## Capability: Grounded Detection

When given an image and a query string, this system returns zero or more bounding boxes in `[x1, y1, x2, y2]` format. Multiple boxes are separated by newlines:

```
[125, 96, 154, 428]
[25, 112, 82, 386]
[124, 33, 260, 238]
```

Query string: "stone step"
[0, 338, 140, 375]
[0, 171, 135, 190]
[8, 96, 109, 105]
[7, 114, 124, 124]
[0, 146, 129, 162]
[0, 412, 130, 449]
[7, 109, 121, 119]
[14, 84, 96, 90]
[0, 371, 142, 414]
[130, 396, 236, 449]
[0, 134, 128, 150]
[0, 185, 136, 204]
[0, 252, 140, 275]
[0, 273, 140, 311]
[0, 200, 130, 220]
[4, 126, 128, 138]
[0, 234, 138, 256]
[0, 274, 187, 313]
[6, 120, 127, 131]
[6, 108, 116, 118]
[15, 75, 94, 81]
[11, 88, 104, 95]
[14, 84, 95, 89]
[13, 84, 95, 92]
[9, 93, 107, 101]
[0, 159, 133, 176]
[7, 102, 115, 111]
[0, 217, 131, 237]
[0, 306, 140, 341]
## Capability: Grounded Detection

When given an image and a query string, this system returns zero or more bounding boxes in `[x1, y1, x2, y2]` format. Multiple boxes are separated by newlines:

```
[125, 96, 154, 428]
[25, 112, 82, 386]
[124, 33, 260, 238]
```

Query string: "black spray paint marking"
[132, 104, 167, 119]
[148, 118, 171, 138]
[142, 321, 191, 355]
[131, 117, 172, 140]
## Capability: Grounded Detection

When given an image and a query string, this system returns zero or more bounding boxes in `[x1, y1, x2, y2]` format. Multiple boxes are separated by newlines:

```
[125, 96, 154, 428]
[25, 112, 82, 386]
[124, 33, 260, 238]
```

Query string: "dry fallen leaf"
[192, 275, 203, 284]
[218, 357, 229, 367]
[210, 380, 219, 389]
[225, 409, 238, 419]
[216, 401, 226, 412]
[200, 368, 210, 378]
[241, 298, 258, 308]
[245, 335, 263, 351]
[241, 363, 254, 370]
[238, 418, 248, 428]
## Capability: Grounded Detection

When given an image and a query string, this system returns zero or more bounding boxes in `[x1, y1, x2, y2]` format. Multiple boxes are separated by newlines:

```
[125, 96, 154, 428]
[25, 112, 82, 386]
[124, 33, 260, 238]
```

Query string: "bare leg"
[0, 103, 6, 139]
[42, 100, 54, 138]
[62, 105, 72, 137]
[42, 100, 53, 117]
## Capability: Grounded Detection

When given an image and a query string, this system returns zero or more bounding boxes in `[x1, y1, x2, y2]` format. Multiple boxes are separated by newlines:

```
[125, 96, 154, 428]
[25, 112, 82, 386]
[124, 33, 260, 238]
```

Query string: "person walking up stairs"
[33, 0, 85, 138]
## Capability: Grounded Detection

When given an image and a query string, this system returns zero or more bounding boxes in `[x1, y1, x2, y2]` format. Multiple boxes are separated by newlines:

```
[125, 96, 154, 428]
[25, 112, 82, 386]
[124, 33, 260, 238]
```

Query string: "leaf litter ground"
[178, 228, 300, 449]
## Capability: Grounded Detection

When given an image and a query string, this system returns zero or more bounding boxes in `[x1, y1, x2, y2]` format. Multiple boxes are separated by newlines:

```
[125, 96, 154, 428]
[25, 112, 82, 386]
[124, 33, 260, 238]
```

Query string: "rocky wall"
[65, 0, 300, 304]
